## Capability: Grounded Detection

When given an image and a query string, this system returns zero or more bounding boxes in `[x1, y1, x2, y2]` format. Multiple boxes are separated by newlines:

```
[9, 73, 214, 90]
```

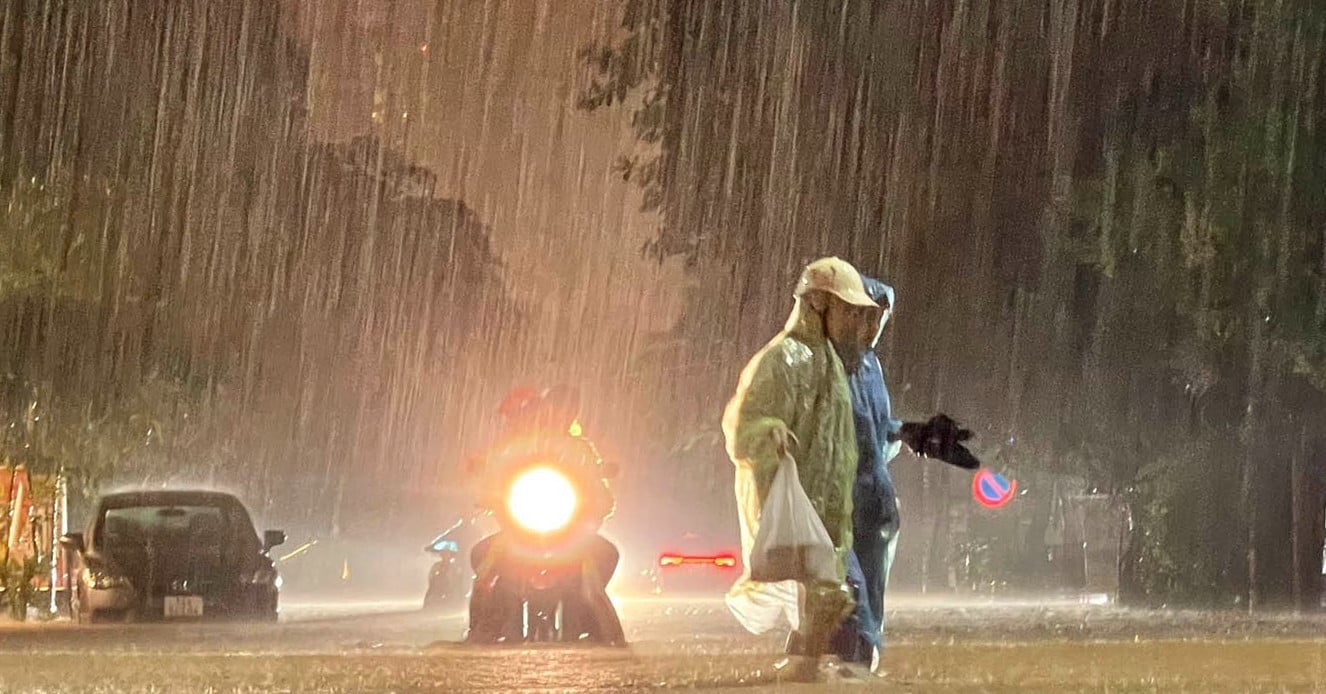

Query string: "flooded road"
[2, 598, 1324, 692]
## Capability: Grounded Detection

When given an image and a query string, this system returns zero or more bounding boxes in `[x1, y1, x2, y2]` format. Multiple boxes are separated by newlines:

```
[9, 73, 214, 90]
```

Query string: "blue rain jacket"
[849, 277, 903, 537]
[835, 275, 903, 663]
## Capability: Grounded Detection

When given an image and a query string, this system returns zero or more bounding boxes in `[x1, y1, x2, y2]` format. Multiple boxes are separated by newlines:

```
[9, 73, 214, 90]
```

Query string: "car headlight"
[83, 568, 131, 590]
[507, 466, 578, 534]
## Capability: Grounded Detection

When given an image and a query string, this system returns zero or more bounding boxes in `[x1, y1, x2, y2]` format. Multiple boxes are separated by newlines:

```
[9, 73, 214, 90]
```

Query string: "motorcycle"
[468, 453, 624, 645]
[422, 519, 471, 612]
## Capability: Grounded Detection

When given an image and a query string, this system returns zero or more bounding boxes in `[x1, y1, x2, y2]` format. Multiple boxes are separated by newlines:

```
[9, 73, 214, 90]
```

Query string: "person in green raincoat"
[722, 257, 884, 682]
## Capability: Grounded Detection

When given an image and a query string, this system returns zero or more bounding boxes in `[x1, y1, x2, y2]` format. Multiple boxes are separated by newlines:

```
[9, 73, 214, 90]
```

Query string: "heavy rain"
[1, 0, 1324, 692]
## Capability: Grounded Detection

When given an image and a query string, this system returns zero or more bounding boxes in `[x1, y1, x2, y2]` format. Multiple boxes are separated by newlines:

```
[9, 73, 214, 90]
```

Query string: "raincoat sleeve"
[466, 436, 526, 480]
[883, 418, 904, 464]
[726, 340, 808, 500]
[568, 436, 616, 520]
[465, 437, 521, 510]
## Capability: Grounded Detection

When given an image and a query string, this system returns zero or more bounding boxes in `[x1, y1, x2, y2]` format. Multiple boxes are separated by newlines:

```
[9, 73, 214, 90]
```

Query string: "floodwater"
[2, 598, 1325, 692]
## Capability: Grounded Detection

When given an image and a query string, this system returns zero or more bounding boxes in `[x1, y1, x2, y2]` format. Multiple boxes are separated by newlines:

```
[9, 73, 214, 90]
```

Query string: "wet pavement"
[1, 597, 1324, 692]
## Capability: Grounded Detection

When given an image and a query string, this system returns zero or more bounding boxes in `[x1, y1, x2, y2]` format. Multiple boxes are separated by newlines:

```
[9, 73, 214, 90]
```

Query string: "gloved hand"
[894, 414, 980, 470]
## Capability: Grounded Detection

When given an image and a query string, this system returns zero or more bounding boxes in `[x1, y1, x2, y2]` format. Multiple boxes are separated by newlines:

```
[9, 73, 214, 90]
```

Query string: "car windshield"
[99, 505, 229, 551]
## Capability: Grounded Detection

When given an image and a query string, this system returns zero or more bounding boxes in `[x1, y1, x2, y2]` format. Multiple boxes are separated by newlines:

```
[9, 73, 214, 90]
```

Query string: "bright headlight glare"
[507, 466, 578, 534]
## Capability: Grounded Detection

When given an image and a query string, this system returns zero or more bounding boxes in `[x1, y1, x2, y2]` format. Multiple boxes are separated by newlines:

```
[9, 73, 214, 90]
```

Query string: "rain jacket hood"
[867, 278, 895, 348]
[722, 294, 859, 633]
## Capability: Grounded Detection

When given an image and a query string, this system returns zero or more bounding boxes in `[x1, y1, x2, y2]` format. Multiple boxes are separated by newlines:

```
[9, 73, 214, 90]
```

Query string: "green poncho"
[722, 297, 858, 634]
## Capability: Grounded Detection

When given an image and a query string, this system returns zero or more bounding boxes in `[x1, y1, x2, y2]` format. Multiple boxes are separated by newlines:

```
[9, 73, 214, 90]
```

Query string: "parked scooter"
[422, 519, 471, 612]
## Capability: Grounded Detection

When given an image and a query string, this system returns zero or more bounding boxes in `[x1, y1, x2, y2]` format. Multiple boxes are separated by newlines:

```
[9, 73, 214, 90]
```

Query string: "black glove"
[893, 414, 980, 470]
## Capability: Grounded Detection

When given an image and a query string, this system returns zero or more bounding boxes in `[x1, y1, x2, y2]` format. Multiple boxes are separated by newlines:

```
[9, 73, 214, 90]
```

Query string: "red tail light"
[658, 554, 739, 569]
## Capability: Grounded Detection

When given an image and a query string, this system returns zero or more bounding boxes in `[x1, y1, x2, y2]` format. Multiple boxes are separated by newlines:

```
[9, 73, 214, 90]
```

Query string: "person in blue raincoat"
[832, 274, 982, 676]
[830, 276, 903, 673]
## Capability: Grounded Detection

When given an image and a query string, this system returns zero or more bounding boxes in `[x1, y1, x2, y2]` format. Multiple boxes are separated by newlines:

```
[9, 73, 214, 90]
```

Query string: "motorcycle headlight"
[83, 568, 131, 590]
[507, 466, 578, 534]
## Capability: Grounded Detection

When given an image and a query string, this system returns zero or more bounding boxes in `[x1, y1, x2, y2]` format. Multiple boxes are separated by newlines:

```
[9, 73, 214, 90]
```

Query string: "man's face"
[823, 296, 882, 354]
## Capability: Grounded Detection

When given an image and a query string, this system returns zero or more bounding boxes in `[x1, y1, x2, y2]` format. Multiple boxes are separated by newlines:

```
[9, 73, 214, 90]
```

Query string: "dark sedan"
[61, 490, 285, 622]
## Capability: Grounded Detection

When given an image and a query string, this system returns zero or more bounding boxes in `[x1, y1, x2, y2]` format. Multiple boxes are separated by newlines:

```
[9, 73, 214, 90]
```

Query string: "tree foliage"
[0, 0, 517, 534]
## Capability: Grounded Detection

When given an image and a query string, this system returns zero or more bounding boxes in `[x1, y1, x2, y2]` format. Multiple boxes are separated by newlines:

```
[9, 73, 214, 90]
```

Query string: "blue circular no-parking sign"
[973, 469, 1016, 508]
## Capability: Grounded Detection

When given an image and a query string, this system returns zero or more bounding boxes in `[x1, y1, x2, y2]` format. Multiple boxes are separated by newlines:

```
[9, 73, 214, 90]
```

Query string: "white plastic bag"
[725, 577, 801, 635]
[748, 454, 838, 584]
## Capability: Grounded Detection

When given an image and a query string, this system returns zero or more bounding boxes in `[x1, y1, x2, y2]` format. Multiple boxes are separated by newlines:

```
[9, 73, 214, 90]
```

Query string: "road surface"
[1, 596, 1324, 692]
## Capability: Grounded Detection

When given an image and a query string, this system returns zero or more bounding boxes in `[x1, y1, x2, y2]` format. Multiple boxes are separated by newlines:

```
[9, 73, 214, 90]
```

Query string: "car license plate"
[163, 596, 204, 618]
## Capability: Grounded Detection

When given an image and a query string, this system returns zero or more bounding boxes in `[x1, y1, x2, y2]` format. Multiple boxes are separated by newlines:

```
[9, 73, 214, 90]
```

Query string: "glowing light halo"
[507, 466, 578, 534]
